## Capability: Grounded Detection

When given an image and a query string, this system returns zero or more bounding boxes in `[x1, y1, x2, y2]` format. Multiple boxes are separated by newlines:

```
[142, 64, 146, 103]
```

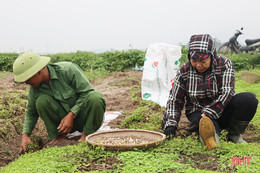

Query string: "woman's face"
[190, 57, 211, 73]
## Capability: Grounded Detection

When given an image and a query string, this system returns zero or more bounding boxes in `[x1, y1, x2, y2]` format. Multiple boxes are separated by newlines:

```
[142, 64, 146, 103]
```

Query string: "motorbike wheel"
[218, 42, 234, 55]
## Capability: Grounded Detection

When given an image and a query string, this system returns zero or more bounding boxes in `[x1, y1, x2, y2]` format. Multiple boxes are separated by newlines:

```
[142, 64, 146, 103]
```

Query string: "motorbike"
[218, 27, 260, 55]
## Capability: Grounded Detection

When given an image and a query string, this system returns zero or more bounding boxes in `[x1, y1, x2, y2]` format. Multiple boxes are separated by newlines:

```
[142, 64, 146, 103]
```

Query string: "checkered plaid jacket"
[163, 34, 235, 130]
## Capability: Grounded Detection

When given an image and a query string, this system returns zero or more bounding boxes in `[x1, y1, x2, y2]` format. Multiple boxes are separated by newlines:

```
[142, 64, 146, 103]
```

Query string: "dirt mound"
[241, 71, 260, 83]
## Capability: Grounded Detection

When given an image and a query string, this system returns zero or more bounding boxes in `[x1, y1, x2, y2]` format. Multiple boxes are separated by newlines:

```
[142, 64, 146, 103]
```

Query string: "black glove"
[164, 126, 176, 139]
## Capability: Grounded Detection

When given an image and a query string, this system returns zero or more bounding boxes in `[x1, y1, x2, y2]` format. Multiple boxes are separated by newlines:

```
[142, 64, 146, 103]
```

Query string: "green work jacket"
[22, 62, 94, 134]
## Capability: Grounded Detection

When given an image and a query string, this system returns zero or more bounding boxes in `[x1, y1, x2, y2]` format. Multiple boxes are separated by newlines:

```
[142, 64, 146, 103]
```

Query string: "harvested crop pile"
[95, 136, 153, 145]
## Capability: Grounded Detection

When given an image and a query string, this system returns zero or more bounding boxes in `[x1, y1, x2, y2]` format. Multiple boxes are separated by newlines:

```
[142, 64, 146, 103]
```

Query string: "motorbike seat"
[245, 38, 260, 46]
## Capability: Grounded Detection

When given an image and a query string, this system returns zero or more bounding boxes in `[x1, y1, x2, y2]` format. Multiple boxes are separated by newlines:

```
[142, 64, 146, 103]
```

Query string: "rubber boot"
[199, 116, 218, 150]
[227, 117, 250, 143]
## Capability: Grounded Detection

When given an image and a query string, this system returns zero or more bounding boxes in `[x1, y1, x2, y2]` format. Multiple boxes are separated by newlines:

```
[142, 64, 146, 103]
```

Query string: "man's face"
[25, 72, 42, 87]
[190, 57, 211, 73]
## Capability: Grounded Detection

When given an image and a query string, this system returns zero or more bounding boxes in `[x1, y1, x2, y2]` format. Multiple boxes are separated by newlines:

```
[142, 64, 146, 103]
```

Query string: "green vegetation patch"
[0, 142, 116, 173]
[235, 69, 260, 125]
[0, 90, 27, 141]
[120, 100, 164, 132]
[117, 151, 186, 172]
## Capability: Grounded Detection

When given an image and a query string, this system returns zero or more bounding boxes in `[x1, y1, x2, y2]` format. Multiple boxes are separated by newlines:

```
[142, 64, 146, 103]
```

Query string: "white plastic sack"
[141, 43, 182, 107]
[97, 111, 121, 132]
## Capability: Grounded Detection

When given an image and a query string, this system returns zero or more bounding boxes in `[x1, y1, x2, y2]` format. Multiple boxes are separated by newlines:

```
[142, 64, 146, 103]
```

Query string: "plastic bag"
[141, 43, 182, 107]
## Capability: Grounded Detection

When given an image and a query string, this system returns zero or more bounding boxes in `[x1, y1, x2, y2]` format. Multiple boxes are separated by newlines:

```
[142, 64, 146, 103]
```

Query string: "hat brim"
[14, 56, 51, 83]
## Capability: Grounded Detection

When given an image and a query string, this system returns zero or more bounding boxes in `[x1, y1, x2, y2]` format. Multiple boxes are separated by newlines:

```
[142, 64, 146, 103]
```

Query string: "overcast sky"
[0, 0, 259, 54]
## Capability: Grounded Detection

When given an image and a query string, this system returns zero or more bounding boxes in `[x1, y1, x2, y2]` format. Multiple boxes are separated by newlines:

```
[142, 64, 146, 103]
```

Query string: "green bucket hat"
[13, 52, 51, 83]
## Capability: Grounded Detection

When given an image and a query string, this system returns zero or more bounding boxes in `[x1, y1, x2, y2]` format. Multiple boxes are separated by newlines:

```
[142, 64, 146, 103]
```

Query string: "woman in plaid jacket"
[162, 34, 258, 150]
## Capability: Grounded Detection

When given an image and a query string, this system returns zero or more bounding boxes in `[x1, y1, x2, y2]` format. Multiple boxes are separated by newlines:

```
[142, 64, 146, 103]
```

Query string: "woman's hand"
[164, 126, 177, 139]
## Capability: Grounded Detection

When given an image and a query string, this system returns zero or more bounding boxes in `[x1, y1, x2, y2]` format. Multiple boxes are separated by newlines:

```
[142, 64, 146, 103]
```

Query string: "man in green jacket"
[13, 52, 106, 153]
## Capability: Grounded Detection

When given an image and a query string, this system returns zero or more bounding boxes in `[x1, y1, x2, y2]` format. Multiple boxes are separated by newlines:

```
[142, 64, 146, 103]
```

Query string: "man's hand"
[57, 112, 76, 134]
[164, 126, 177, 139]
[19, 133, 33, 154]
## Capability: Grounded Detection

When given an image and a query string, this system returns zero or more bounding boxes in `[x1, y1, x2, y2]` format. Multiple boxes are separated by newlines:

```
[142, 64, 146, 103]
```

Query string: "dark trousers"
[187, 92, 258, 135]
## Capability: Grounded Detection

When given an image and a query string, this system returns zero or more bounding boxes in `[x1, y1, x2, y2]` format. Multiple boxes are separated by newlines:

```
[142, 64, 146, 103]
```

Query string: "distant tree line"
[0, 49, 259, 72]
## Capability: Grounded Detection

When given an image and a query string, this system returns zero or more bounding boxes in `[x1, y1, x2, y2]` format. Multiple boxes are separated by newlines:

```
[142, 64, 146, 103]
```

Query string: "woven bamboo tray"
[86, 129, 166, 151]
